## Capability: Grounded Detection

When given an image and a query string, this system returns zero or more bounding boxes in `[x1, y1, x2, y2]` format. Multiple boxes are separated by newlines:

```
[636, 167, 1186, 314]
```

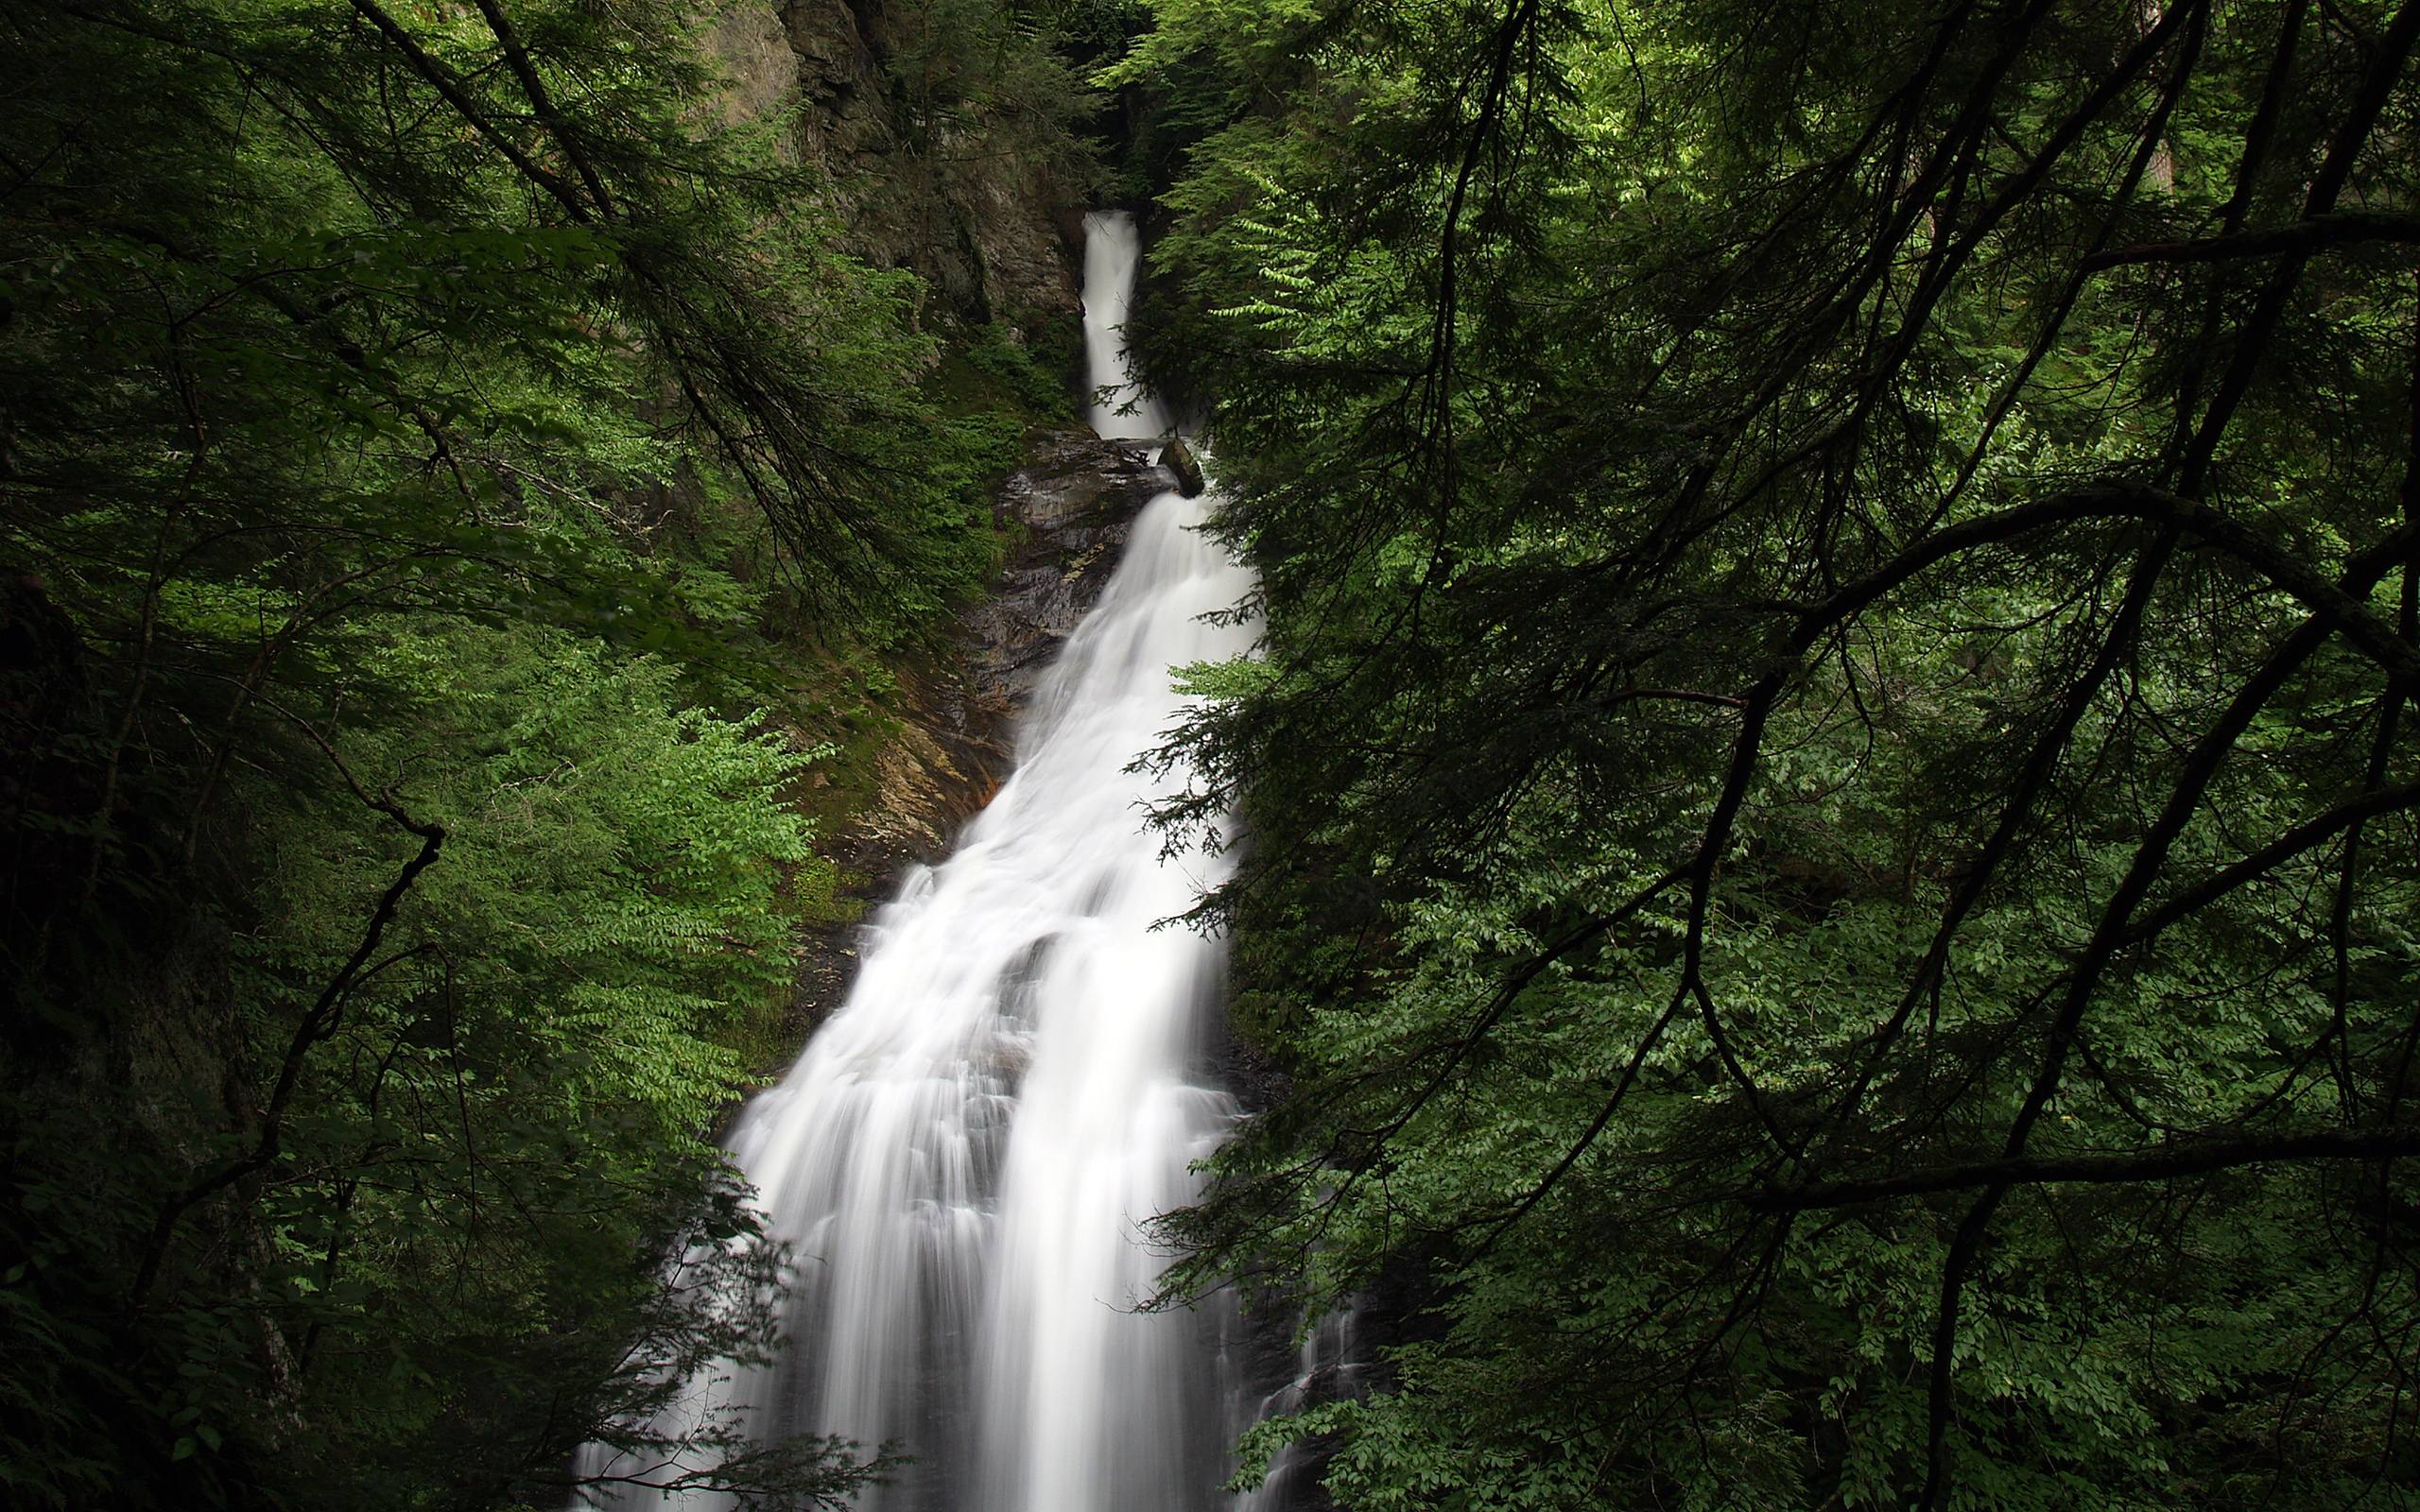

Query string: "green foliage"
[234, 627, 832, 1504]
[0, 0, 1053, 1506]
[1127, 0, 2420, 1507]
[961, 321, 1084, 421]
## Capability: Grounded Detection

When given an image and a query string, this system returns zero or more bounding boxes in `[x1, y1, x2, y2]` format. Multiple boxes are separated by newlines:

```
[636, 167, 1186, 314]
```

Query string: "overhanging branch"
[1794, 481, 2420, 684]
[2083, 210, 2420, 269]
[1753, 1124, 2420, 1211]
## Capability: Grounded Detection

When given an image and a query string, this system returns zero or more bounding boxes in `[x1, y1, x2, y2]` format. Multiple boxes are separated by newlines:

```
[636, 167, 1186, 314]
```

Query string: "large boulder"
[1160, 434, 1206, 497]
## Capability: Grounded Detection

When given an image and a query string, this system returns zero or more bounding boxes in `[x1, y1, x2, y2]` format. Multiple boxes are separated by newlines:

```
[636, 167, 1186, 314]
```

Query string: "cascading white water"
[585, 211, 1251, 1511]
[1232, 1309, 1367, 1512]
[1082, 210, 1174, 441]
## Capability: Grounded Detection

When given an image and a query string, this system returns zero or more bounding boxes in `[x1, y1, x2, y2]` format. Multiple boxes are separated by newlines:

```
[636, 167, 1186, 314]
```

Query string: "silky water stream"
[583, 211, 1259, 1512]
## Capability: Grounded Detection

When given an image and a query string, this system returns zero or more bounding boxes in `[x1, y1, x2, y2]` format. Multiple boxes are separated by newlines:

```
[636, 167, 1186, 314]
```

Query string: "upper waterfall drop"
[1082, 210, 1175, 441]
[580, 212, 1253, 1512]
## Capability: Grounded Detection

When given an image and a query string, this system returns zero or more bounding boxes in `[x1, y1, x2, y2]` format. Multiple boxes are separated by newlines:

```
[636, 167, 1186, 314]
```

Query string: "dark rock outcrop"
[1160, 434, 1205, 497]
[705, 0, 1084, 336]
[966, 430, 1178, 708]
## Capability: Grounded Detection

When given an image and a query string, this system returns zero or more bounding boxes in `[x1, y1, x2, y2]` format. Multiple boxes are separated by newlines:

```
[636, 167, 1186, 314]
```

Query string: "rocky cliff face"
[705, 0, 1087, 336]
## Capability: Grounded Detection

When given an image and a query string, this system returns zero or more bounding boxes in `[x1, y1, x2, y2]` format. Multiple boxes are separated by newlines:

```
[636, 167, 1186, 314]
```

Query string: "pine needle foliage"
[0, 0, 1026, 1506]
[1128, 0, 2420, 1506]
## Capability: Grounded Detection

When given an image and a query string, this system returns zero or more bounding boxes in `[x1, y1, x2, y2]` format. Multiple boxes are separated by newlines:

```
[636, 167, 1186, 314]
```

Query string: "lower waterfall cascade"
[582, 211, 1262, 1510]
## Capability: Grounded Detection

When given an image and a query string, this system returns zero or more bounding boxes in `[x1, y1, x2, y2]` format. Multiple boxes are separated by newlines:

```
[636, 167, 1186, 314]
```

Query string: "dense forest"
[0, 0, 1087, 1505]
[3, 1, 2417, 1510]
[1140, 1, 2420, 1508]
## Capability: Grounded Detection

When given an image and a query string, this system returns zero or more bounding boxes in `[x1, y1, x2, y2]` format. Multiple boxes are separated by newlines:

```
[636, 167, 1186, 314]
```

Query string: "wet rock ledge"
[786, 429, 1183, 1026]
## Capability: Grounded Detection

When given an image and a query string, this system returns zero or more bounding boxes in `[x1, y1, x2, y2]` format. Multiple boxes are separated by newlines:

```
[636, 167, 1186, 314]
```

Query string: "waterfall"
[1082, 210, 1174, 441]
[583, 212, 1252, 1511]
[1232, 1308, 1368, 1512]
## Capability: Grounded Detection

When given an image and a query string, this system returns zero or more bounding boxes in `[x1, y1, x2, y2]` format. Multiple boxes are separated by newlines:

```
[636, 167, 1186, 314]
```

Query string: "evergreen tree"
[0, 1, 1053, 1505]
[1131, 0, 2420, 1505]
